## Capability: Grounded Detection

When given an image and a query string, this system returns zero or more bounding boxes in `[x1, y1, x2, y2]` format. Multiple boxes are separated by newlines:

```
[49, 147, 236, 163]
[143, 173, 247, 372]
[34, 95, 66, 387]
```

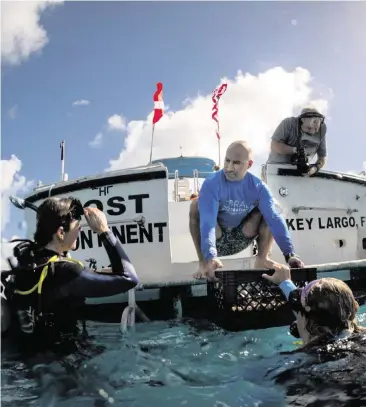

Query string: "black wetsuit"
[240, 332, 366, 407]
[5, 230, 139, 348]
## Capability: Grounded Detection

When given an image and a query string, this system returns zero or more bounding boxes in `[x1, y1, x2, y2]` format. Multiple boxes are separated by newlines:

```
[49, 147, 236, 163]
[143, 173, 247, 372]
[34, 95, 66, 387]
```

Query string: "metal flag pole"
[60, 140, 65, 181]
[149, 124, 155, 164]
[217, 124, 221, 168]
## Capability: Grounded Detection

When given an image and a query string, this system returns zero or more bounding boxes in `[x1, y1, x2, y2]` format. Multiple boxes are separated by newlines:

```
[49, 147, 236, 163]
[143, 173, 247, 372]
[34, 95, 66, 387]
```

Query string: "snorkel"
[9, 196, 38, 212]
[9, 195, 85, 257]
[9, 195, 84, 220]
[288, 280, 319, 339]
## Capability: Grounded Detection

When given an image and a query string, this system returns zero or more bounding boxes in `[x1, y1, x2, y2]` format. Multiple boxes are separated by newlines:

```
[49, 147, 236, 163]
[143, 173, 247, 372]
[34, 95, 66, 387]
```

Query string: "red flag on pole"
[212, 83, 227, 140]
[152, 82, 164, 124]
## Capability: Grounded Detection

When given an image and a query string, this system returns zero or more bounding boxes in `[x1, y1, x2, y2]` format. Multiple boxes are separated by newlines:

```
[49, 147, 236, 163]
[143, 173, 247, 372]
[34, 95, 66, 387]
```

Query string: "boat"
[7, 157, 366, 330]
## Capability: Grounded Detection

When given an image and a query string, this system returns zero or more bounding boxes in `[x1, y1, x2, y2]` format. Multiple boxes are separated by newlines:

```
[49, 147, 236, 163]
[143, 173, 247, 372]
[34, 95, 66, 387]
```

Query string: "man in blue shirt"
[189, 140, 304, 279]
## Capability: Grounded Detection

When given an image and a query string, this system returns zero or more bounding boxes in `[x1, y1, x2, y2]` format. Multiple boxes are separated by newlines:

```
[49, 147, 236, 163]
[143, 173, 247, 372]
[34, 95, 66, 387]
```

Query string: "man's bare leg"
[241, 209, 276, 269]
[189, 200, 222, 277]
[254, 219, 277, 269]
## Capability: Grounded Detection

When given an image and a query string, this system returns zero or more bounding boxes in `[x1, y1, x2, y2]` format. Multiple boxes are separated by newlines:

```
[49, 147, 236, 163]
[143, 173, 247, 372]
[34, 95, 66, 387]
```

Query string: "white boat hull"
[21, 162, 366, 307]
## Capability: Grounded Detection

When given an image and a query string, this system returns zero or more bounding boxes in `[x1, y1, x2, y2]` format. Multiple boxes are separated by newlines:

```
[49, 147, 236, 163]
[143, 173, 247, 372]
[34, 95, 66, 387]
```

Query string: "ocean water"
[1, 306, 366, 407]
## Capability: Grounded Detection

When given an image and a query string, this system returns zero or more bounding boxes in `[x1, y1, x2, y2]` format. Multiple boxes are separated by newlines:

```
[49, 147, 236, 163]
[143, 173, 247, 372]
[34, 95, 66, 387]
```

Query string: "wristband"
[284, 253, 299, 263]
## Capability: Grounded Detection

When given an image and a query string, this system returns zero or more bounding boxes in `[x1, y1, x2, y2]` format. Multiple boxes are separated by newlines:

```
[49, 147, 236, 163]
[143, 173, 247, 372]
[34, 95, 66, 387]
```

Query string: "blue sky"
[2, 1, 366, 241]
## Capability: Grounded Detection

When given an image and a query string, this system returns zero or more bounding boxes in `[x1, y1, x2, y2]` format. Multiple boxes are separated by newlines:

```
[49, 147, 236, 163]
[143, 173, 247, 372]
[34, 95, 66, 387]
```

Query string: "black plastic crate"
[206, 267, 366, 331]
[208, 267, 317, 313]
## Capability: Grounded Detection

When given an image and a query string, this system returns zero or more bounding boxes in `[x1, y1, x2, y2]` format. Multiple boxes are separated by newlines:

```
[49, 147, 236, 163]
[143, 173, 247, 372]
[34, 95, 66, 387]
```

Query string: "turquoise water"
[1, 306, 366, 407]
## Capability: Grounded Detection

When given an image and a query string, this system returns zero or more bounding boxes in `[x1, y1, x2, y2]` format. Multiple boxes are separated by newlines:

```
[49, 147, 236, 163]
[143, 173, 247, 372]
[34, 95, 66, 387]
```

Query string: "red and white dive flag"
[152, 82, 164, 124]
[212, 83, 227, 140]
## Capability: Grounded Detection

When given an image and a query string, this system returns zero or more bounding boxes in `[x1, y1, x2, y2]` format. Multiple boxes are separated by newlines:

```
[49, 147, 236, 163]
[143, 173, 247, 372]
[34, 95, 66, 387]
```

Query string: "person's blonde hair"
[304, 278, 366, 339]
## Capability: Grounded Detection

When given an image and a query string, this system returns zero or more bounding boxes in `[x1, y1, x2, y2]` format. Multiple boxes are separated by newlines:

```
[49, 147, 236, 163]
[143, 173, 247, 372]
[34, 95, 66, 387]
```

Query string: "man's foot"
[254, 256, 279, 270]
[193, 262, 208, 279]
[193, 258, 223, 280]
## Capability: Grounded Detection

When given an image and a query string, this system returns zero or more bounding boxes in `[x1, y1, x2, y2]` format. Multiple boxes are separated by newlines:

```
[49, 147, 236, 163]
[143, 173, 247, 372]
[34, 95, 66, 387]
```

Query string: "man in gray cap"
[266, 107, 327, 176]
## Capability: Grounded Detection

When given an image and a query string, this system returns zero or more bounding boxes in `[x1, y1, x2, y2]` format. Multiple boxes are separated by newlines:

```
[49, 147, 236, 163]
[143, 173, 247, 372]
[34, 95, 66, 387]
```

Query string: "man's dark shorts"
[216, 212, 258, 257]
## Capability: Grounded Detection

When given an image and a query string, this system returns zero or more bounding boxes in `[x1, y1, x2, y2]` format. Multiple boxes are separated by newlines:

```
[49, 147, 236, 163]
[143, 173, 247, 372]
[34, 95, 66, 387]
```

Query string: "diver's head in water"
[34, 197, 84, 253]
[290, 277, 365, 344]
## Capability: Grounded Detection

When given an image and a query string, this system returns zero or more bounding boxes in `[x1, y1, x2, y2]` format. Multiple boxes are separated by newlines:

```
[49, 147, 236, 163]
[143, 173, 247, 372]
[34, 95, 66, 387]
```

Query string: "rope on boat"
[120, 288, 151, 333]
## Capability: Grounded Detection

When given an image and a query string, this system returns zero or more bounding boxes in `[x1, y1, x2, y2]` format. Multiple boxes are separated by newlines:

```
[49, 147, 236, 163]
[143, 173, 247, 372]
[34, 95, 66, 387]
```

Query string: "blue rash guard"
[198, 170, 294, 261]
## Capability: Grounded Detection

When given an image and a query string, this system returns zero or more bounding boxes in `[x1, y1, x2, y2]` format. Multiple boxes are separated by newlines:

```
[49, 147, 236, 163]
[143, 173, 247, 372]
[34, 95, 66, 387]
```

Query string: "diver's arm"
[99, 230, 137, 277]
[60, 268, 138, 298]
[60, 230, 139, 298]
[262, 268, 299, 318]
[279, 279, 297, 300]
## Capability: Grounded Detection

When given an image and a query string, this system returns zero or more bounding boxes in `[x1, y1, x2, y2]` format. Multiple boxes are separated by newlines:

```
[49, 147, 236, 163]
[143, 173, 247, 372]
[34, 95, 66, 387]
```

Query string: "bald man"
[189, 141, 304, 280]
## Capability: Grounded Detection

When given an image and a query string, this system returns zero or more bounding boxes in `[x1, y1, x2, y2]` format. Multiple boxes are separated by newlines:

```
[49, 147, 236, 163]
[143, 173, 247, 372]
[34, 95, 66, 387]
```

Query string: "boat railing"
[174, 170, 179, 201]
[170, 169, 215, 201]
[193, 169, 199, 195]
[167, 170, 214, 180]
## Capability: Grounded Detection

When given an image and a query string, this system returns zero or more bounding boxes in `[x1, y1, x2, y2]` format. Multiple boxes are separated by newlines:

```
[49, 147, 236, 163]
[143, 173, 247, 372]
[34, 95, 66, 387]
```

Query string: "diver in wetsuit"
[260, 265, 366, 405]
[1, 196, 139, 349]
[262, 265, 366, 346]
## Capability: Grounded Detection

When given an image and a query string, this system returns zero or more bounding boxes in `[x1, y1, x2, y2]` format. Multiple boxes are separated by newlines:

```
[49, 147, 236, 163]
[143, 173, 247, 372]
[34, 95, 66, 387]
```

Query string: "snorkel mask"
[58, 197, 84, 230]
[68, 197, 84, 221]
[288, 280, 318, 338]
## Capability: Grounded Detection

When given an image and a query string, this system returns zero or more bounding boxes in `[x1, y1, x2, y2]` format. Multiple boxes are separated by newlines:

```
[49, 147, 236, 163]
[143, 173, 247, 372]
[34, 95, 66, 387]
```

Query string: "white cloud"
[72, 99, 90, 107]
[1, 237, 20, 271]
[106, 67, 329, 176]
[108, 114, 126, 132]
[89, 132, 103, 148]
[291, 19, 298, 26]
[1, 1, 63, 66]
[0, 156, 33, 271]
[7, 105, 18, 120]
[0, 156, 34, 233]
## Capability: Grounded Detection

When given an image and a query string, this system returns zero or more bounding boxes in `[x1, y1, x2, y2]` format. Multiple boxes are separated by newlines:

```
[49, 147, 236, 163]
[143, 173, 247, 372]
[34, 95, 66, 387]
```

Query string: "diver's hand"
[84, 207, 109, 234]
[262, 264, 291, 285]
